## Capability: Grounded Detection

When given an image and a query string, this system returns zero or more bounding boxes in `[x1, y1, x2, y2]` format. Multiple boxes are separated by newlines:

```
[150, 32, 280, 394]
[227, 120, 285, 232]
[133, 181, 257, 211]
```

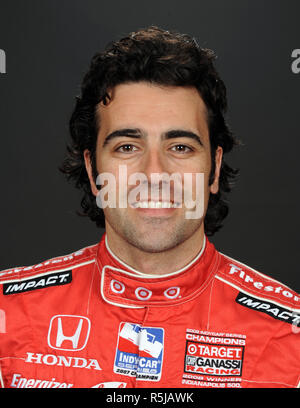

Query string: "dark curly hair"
[60, 26, 239, 236]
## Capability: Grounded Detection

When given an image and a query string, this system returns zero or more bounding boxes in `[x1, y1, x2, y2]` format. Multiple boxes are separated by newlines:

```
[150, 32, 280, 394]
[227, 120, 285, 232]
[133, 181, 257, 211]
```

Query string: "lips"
[131, 201, 181, 209]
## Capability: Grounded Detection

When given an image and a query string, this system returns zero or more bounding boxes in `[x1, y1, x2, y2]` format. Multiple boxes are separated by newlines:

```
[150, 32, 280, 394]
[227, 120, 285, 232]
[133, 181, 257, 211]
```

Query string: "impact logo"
[236, 292, 300, 326]
[114, 322, 164, 381]
[3, 271, 72, 295]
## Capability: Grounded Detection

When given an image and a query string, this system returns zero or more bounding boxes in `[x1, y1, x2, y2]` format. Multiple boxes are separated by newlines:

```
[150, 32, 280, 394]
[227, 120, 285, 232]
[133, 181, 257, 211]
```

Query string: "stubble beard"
[105, 208, 203, 254]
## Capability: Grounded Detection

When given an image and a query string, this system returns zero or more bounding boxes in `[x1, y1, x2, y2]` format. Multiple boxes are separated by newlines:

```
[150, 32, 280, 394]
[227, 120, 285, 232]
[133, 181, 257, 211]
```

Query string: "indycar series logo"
[114, 322, 164, 381]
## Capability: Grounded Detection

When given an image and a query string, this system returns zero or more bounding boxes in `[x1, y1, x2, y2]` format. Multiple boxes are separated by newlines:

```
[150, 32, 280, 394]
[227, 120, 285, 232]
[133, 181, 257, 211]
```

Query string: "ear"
[210, 146, 223, 194]
[83, 149, 99, 197]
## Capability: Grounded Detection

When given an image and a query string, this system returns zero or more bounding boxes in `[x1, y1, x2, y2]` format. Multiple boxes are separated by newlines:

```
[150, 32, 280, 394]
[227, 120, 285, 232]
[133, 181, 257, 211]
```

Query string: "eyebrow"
[102, 128, 203, 147]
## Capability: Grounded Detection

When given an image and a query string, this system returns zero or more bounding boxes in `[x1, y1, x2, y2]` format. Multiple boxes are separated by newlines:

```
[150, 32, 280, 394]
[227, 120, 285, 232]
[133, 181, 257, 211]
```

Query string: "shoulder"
[216, 250, 300, 310]
[0, 243, 98, 292]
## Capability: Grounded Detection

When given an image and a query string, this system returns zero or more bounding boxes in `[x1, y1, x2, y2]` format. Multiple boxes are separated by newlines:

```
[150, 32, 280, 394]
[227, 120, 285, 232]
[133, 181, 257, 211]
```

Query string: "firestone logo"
[228, 264, 300, 302]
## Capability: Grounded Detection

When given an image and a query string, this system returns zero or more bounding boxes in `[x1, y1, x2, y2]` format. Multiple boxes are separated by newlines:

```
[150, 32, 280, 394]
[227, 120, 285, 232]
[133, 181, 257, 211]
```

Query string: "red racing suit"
[0, 233, 299, 389]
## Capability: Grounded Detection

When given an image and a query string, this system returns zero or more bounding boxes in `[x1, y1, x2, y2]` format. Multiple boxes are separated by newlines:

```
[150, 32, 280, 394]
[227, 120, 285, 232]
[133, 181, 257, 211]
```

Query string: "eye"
[115, 144, 139, 153]
[170, 144, 193, 153]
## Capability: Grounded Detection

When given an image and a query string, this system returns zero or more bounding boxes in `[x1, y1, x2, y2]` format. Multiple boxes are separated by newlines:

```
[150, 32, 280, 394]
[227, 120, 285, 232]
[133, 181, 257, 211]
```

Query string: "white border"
[105, 234, 206, 278]
[242, 378, 295, 388]
[135, 287, 152, 301]
[100, 266, 143, 309]
[0, 260, 95, 285]
[0, 242, 97, 276]
[164, 286, 180, 299]
[0, 365, 4, 388]
[111, 280, 125, 294]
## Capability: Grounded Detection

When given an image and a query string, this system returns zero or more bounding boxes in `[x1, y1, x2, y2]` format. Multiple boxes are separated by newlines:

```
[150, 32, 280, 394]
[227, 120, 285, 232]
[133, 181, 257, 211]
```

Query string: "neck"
[105, 224, 205, 276]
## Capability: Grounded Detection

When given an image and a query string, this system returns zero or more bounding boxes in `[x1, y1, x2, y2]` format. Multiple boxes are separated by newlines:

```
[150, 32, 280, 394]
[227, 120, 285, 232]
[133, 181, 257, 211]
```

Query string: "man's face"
[85, 82, 222, 253]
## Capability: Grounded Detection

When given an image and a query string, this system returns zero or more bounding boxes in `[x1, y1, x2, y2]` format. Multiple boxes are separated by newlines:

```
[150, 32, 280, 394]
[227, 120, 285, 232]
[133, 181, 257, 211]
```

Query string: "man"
[0, 26, 299, 389]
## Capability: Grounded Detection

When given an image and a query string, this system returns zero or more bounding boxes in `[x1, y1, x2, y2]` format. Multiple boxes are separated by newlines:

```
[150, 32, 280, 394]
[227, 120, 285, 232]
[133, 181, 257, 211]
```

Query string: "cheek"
[181, 154, 211, 180]
[183, 156, 212, 198]
[95, 148, 106, 173]
[96, 149, 118, 174]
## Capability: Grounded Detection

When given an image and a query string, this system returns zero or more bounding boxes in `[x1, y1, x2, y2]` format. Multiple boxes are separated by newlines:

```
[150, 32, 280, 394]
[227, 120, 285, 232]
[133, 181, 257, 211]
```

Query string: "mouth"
[128, 200, 181, 218]
[130, 200, 181, 209]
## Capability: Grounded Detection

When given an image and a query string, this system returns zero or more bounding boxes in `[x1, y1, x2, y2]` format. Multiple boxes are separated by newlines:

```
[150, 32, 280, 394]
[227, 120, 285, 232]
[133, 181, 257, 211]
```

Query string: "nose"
[141, 149, 174, 201]
[142, 148, 166, 179]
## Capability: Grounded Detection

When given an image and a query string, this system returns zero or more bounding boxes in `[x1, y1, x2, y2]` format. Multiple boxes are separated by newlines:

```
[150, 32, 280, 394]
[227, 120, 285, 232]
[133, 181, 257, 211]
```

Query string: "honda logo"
[48, 315, 91, 351]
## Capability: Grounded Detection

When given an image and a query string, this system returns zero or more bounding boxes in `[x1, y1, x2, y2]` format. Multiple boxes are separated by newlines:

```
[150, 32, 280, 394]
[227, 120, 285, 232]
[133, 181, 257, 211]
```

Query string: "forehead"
[96, 82, 209, 138]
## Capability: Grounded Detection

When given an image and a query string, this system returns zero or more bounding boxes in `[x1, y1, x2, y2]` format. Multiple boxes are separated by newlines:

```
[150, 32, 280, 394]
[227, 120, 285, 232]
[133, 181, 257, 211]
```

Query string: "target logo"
[135, 287, 152, 301]
[110, 280, 125, 294]
[164, 286, 180, 299]
[187, 343, 198, 354]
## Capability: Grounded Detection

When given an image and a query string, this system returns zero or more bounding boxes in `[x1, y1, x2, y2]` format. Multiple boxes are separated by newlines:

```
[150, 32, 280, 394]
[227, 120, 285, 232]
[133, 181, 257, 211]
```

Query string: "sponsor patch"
[3, 271, 72, 295]
[25, 352, 101, 370]
[114, 322, 164, 381]
[91, 382, 127, 388]
[235, 292, 300, 325]
[183, 329, 246, 388]
[47, 315, 91, 351]
[10, 373, 73, 388]
[227, 264, 300, 303]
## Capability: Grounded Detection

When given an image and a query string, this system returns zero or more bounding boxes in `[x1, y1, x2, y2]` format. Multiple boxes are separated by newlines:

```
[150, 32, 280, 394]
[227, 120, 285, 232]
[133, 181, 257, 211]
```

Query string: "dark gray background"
[0, 0, 299, 290]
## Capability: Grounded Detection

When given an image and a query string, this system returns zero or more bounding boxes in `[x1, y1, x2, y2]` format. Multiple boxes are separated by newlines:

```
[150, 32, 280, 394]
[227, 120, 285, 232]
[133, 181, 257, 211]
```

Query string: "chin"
[125, 231, 184, 254]
[131, 241, 175, 254]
